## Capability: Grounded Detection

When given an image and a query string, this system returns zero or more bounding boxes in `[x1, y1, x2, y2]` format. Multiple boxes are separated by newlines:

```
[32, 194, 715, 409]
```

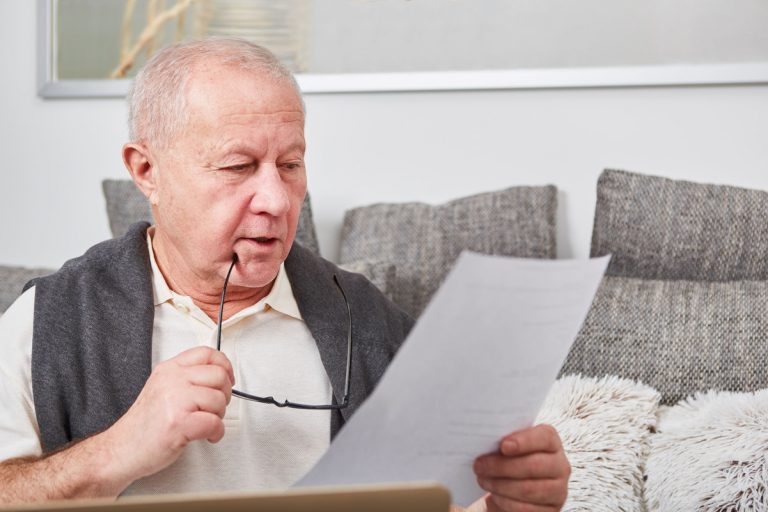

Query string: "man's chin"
[228, 259, 282, 290]
[227, 238, 292, 287]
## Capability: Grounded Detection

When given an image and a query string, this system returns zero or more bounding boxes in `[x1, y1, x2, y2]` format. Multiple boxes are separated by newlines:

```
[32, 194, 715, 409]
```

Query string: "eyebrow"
[216, 139, 306, 156]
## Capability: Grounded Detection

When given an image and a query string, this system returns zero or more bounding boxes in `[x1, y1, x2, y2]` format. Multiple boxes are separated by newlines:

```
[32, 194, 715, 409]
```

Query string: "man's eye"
[281, 162, 303, 170]
[224, 163, 254, 172]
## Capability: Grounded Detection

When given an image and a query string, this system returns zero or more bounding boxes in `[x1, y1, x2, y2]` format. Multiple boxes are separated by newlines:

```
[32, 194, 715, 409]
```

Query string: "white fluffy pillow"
[536, 375, 660, 512]
[645, 389, 768, 511]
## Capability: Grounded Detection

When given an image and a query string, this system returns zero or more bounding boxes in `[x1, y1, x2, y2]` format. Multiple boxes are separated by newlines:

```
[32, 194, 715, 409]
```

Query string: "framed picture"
[38, 0, 768, 98]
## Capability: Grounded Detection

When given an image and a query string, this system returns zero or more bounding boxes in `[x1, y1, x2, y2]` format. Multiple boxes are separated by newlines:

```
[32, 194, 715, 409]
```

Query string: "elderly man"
[0, 39, 569, 510]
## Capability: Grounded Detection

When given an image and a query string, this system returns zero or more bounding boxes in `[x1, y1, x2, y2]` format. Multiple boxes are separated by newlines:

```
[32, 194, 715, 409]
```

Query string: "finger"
[172, 346, 235, 385]
[187, 386, 229, 418]
[185, 365, 233, 403]
[206, 416, 226, 443]
[464, 494, 492, 512]
[182, 411, 225, 444]
[476, 477, 566, 507]
[474, 452, 566, 480]
[499, 425, 562, 457]
[484, 494, 558, 512]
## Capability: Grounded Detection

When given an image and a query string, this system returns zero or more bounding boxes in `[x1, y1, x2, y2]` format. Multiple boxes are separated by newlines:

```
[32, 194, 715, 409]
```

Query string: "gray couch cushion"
[339, 260, 397, 303]
[102, 179, 321, 254]
[560, 276, 768, 405]
[0, 266, 54, 313]
[339, 185, 557, 318]
[102, 180, 153, 239]
[295, 194, 320, 255]
[591, 169, 768, 280]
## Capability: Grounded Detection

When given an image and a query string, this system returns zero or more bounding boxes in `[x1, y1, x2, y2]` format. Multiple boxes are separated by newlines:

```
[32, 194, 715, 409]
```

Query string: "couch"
[1, 169, 766, 511]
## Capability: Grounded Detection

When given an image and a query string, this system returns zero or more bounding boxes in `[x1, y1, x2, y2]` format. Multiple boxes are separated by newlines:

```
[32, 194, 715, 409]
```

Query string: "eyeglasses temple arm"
[333, 274, 352, 407]
[216, 254, 239, 351]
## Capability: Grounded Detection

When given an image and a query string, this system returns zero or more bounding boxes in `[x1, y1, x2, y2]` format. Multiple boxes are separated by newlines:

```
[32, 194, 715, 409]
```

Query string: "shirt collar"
[147, 229, 173, 307]
[146, 230, 302, 321]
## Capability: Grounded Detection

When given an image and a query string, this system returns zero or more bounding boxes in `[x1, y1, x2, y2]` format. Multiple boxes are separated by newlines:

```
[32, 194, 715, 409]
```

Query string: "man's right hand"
[101, 346, 234, 485]
[0, 346, 234, 504]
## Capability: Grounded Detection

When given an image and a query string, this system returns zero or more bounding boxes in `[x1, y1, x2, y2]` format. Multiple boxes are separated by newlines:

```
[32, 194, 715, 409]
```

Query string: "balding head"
[127, 38, 303, 150]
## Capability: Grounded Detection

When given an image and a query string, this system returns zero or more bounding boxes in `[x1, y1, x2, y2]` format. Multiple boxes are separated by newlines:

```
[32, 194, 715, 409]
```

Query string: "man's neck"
[150, 230, 273, 322]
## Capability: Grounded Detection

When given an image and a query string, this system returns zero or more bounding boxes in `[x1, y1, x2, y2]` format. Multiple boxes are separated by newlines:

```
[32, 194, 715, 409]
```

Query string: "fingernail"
[501, 440, 518, 455]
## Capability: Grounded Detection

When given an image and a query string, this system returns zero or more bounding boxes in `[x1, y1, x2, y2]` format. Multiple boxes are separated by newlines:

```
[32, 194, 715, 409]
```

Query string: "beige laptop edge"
[5, 482, 451, 512]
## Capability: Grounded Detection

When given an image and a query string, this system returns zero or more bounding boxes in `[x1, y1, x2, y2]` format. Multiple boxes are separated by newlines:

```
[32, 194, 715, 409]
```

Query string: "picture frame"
[38, 0, 768, 99]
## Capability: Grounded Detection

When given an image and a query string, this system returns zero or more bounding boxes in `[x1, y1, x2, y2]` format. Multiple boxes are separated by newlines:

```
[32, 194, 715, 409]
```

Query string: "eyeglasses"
[216, 255, 351, 410]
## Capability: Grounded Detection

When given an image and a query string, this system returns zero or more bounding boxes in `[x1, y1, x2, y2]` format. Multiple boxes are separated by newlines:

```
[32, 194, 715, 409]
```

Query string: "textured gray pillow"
[339, 186, 557, 318]
[560, 276, 768, 405]
[102, 179, 321, 254]
[295, 194, 321, 255]
[338, 260, 397, 303]
[102, 179, 153, 238]
[0, 265, 54, 313]
[591, 169, 768, 280]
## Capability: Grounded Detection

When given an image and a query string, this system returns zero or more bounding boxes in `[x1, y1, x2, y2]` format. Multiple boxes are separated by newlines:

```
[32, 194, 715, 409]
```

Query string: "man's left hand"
[470, 424, 570, 511]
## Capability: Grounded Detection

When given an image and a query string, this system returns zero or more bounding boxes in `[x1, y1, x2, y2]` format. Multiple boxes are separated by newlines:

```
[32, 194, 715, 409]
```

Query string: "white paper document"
[298, 252, 609, 506]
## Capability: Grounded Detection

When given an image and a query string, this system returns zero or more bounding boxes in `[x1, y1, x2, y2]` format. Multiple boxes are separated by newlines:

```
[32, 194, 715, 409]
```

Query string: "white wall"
[2, 1, 767, 268]
[310, 0, 768, 72]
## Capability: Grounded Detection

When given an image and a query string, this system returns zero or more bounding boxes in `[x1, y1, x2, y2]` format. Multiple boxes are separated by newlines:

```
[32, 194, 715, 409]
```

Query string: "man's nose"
[246, 164, 291, 217]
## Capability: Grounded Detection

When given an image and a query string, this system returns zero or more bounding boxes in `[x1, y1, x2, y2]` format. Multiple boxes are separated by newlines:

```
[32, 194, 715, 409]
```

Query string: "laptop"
[6, 482, 451, 512]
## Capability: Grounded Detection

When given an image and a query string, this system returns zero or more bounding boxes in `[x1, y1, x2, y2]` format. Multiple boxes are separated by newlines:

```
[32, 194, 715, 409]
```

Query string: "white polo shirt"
[0, 234, 332, 495]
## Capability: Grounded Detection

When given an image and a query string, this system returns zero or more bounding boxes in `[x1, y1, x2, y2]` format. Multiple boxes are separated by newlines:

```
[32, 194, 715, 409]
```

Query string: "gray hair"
[127, 37, 303, 149]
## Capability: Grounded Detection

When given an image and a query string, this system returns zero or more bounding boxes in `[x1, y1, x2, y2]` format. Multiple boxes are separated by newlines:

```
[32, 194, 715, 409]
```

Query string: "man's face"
[149, 64, 307, 290]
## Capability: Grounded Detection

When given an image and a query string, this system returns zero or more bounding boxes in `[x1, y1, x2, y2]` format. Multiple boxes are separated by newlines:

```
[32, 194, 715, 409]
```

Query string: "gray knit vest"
[26, 222, 413, 454]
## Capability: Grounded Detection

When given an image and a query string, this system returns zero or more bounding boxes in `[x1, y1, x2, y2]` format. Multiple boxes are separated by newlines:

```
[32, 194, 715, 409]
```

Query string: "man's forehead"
[185, 63, 304, 120]
[212, 135, 306, 156]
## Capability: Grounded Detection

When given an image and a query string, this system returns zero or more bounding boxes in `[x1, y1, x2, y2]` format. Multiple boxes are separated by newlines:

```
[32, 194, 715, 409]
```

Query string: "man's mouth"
[236, 235, 282, 256]
[242, 236, 280, 247]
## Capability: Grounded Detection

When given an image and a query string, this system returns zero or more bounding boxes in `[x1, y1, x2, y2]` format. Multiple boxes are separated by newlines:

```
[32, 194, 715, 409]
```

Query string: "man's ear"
[122, 142, 160, 205]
